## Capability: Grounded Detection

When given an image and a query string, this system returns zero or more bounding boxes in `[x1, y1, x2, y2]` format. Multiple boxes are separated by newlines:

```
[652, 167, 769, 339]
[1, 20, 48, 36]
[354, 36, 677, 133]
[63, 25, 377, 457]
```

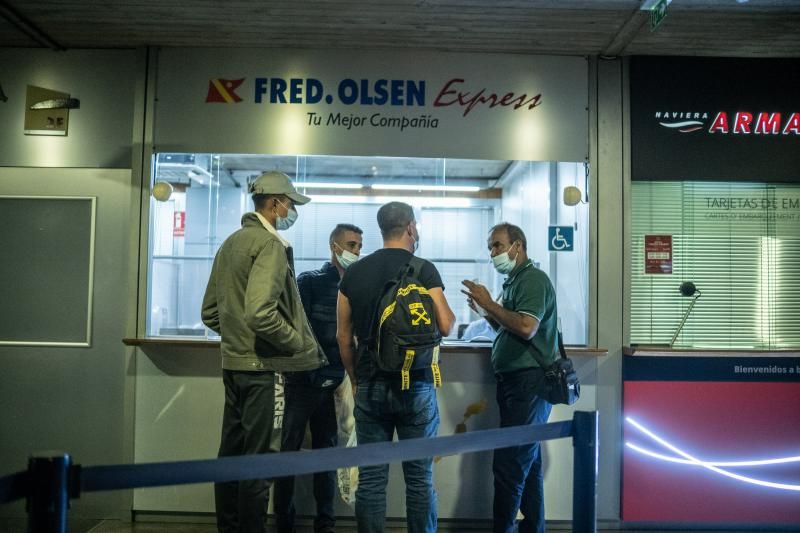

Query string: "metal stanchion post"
[27, 452, 71, 533]
[571, 411, 598, 533]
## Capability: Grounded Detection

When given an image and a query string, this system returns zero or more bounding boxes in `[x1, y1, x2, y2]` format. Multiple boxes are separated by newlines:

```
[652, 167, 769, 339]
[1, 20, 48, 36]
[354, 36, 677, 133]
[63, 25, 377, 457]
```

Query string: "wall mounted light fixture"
[563, 185, 586, 206]
[29, 97, 80, 110]
[152, 181, 174, 202]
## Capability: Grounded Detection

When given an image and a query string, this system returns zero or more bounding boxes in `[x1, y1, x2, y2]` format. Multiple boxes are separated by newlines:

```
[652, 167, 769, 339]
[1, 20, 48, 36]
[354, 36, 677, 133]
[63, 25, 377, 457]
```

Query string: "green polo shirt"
[491, 259, 559, 374]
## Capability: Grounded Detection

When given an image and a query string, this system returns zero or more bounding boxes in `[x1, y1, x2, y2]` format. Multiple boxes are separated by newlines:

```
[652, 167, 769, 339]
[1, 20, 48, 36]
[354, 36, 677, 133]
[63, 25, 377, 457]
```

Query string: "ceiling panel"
[1, 0, 799, 57]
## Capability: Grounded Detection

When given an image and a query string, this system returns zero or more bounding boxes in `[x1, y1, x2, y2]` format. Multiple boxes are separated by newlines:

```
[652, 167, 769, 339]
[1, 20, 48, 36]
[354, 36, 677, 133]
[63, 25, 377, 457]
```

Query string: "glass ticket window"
[631, 181, 800, 349]
[147, 153, 589, 344]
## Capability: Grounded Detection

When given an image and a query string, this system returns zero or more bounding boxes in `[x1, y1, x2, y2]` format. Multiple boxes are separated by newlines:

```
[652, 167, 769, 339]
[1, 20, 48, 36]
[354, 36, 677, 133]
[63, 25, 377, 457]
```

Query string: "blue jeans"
[492, 367, 552, 533]
[354, 379, 439, 533]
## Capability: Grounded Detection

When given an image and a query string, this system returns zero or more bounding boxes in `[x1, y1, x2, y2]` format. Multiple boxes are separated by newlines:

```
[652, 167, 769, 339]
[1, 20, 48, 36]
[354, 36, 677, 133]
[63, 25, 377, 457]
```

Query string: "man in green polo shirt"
[461, 222, 558, 533]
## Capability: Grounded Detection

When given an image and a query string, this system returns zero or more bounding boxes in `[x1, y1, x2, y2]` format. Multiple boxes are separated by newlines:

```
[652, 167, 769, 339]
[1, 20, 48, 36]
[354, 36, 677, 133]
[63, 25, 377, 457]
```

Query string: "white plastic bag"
[334, 374, 355, 438]
[334, 374, 358, 506]
[336, 429, 359, 506]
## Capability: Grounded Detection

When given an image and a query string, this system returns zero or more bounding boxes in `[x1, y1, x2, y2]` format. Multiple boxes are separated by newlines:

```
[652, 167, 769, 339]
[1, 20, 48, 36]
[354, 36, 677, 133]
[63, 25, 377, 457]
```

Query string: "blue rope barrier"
[0, 471, 27, 505]
[4, 412, 598, 533]
[0, 419, 572, 502]
[82, 420, 573, 492]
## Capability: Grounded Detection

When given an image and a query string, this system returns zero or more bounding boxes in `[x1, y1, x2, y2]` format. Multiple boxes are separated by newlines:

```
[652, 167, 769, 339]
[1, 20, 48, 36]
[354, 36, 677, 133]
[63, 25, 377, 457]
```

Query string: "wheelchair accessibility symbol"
[548, 226, 574, 252]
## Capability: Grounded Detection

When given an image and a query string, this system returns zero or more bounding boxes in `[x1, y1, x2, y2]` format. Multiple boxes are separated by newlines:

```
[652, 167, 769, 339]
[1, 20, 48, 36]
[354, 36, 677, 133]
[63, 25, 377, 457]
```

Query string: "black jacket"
[292, 261, 344, 386]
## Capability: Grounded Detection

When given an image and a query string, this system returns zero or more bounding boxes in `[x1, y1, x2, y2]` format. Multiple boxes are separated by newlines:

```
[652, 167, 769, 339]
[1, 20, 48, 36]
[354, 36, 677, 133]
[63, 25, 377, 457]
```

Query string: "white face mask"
[334, 243, 359, 269]
[492, 242, 519, 275]
[275, 200, 298, 231]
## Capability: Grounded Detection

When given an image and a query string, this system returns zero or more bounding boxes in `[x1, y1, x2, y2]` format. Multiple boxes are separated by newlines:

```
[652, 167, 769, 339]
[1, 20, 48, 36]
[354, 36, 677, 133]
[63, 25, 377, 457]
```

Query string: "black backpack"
[366, 256, 442, 390]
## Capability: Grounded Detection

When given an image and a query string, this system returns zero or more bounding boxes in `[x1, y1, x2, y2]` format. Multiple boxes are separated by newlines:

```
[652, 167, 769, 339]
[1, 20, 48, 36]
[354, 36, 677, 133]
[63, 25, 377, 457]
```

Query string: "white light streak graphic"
[626, 442, 800, 467]
[625, 417, 800, 491]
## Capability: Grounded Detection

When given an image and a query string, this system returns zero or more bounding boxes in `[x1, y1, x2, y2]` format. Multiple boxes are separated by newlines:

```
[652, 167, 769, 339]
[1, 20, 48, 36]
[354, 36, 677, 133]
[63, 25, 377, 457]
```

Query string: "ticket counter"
[126, 338, 604, 523]
[125, 46, 601, 524]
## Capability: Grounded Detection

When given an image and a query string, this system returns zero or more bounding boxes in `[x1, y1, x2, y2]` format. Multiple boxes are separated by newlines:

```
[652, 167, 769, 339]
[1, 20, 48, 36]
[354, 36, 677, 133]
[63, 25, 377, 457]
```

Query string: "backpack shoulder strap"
[364, 260, 412, 349]
[407, 255, 426, 279]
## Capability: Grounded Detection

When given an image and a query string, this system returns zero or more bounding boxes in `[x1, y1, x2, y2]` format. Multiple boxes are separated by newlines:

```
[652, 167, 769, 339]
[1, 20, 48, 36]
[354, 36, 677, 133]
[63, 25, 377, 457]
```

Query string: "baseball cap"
[248, 171, 311, 205]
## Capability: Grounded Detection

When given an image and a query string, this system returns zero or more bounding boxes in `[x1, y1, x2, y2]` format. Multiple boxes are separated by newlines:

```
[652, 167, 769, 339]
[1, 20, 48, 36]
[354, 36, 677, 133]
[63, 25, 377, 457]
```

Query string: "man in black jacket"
[274, 223, 364, 533]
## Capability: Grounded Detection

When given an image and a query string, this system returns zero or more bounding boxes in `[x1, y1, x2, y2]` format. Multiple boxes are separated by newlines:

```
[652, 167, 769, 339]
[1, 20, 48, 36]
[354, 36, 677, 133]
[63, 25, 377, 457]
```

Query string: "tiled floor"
[1, 517, 796, 533]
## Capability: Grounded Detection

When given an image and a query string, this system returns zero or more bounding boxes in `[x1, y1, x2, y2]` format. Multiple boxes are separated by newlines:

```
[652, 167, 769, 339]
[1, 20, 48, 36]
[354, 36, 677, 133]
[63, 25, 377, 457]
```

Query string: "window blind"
[631, 181, 800, 349]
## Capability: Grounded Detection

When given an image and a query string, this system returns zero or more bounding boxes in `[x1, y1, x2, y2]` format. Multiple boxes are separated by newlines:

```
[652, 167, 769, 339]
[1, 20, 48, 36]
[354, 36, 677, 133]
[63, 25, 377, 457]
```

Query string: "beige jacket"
[201, 213, 328, 372]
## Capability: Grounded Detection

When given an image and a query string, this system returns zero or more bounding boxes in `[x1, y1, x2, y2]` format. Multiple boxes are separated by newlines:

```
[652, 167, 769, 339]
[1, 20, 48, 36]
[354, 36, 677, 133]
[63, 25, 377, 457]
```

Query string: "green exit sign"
[650, 0, 668, 31]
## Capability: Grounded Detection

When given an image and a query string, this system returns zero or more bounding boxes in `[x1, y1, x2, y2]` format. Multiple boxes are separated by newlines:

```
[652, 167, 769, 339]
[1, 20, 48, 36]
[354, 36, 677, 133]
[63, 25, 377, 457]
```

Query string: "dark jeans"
[354, 379, 439, 533]
[215, 370, 282, 533]
[492, 367, 553, 533]
[274, 380, 339, 533]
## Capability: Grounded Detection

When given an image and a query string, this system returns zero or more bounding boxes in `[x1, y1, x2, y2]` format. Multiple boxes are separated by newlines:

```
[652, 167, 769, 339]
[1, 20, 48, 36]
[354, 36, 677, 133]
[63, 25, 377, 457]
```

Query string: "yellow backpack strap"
[431, 345, 442, 388]
[401, 349, 415, 390]
[376, 301, 396, 355]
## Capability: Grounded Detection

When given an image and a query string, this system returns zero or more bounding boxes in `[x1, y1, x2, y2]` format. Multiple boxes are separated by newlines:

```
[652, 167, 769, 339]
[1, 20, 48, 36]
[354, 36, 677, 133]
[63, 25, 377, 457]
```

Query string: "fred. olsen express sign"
[206, 76, 544, 131]
[631, 56, 800, 183]
[153, 49, 588, 162]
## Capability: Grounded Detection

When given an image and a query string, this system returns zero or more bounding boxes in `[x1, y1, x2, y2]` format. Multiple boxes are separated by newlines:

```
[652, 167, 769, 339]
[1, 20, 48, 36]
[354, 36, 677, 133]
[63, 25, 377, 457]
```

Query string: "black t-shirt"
[339, 248, 444, 379]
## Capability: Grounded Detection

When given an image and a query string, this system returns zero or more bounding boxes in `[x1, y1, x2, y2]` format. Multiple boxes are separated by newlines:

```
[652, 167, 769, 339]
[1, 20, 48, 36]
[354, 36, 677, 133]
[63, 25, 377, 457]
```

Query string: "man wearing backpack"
[461, 223, 558, 533]
[337, 201, 455, 533]
[274, 223, 363, 533]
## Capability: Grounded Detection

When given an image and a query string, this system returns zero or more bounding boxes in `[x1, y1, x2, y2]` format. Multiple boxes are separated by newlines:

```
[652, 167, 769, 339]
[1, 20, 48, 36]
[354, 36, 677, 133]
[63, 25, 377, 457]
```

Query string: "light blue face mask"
[275, 200, 298, 231]
[492, 242, 519, 274]
[334, 242, 359, 269]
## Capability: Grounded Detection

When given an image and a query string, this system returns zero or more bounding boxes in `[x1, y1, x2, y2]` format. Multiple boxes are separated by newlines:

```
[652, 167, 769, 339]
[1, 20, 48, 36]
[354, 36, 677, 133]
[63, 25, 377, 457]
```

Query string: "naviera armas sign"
[655, 110, 800, 135]
[631, 56, 800, 183]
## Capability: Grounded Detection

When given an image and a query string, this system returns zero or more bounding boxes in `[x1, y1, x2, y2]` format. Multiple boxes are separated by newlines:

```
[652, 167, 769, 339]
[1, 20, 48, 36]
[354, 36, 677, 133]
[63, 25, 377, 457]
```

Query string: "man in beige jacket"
[202, 171, 327, 533]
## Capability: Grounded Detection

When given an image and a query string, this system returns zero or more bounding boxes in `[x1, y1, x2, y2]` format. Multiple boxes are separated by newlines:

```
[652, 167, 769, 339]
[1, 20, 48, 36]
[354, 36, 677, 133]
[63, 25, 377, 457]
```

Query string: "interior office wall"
[0, 48, 140, 519]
